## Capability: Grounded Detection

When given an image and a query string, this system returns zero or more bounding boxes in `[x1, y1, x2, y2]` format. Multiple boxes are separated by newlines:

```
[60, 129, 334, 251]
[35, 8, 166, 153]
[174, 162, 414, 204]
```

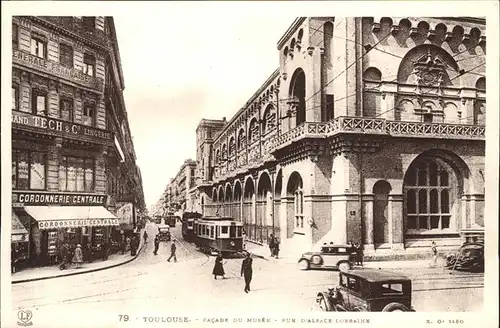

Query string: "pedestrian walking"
[130, 235, 139, 256]
[167, 240, 177, 263]
[72, 244, 83, 269]
[268, 234, 275, 257]
[241, 252, 253, 293]
[143, 230, 149, 245]
[59, 243, 69, 270]
[153, 235, 160, 255]
[430, 241, 438, 267]
[212, 253, 225, 279]
[274, 236, 280, 259]
[354, 242, 364, 266]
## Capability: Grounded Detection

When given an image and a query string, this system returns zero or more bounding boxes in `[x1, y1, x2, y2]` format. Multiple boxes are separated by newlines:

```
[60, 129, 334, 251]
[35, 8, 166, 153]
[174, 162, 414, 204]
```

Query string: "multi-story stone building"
[194, 17, 486, 257]
[160, 159, 197, 213]
[11, 16, 145, 267]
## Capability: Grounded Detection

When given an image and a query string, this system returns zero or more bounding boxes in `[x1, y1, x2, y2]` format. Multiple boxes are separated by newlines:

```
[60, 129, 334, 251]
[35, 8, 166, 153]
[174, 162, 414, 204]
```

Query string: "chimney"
[222, 117, 226, 122]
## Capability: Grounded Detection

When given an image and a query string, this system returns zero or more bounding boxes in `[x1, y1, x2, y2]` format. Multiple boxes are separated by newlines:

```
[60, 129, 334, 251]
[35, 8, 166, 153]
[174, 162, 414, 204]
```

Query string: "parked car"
[298, 243, 355, 272]
[445, 242, 484, 273]
[158, 225, 171, 242]
[316, 269, 415, 312]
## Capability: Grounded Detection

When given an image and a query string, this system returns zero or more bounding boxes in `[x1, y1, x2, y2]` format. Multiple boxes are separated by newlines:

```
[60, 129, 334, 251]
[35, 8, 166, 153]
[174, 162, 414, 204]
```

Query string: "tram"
[193, 217, 244, 256]
[181, 212, 203, 241]
[165, 215, 178, 228]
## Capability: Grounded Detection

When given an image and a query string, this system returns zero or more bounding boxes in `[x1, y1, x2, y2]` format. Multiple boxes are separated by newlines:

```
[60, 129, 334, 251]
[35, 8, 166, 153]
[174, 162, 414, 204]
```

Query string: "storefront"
[12, 191, 119, 267]
[11, 211, 30, 272]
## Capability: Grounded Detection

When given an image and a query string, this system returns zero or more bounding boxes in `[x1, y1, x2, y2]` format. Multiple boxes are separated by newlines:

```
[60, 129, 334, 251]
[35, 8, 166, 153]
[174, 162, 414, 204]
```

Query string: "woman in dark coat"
[212, 253, 225, 280]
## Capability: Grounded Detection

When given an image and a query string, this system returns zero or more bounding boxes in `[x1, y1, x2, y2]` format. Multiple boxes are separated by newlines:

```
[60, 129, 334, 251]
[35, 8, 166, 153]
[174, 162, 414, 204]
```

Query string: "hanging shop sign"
[12, 111, 112, 143]
[13, 49, 104, 92]
[38, 218, 119, 230]
[13, 191, 107, 206]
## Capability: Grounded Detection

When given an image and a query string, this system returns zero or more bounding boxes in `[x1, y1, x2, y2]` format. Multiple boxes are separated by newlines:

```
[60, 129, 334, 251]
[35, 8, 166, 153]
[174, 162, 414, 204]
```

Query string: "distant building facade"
[192, 17, 486, 256]
[11, 16, 145, 268]
[161, 159, 197, 213]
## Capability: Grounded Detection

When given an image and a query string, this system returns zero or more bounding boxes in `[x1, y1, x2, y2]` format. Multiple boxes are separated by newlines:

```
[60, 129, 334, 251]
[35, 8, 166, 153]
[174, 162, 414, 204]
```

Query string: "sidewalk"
[12, 229, 146, 284]
[244, 241, 447, 269]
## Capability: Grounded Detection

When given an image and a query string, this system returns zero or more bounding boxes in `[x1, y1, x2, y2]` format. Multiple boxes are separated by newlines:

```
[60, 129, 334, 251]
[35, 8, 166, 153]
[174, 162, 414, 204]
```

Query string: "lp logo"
[17, 309, 33, 326]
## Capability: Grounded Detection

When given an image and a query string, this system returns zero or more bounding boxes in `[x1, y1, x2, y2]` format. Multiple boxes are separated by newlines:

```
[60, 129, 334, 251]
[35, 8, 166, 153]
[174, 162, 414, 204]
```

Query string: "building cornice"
[277, 17, 307, 50]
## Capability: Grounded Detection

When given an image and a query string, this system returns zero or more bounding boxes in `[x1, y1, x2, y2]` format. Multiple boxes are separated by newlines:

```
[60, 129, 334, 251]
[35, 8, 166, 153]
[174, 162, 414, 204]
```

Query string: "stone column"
[380, 82, 398, 119]
[20, 71, 31, 112]
[362, 194, 374, 251]
[47, 137, 63, 191]
[389, 194, 404, 250]
[95, 146, 108, 193]
[48, 80, 59, 118]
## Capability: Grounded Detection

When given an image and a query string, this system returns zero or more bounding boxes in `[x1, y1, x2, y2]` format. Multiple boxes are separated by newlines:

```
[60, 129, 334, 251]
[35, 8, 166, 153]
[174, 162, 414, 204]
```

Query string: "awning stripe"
[23, 206, 119, 230]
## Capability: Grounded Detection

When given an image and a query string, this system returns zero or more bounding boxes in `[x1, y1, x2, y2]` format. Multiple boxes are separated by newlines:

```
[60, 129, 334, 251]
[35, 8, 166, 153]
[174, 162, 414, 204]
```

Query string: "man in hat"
[167, 240, 177, 263]
[241, 252, 253, 293]
[430, 241, 438, 267]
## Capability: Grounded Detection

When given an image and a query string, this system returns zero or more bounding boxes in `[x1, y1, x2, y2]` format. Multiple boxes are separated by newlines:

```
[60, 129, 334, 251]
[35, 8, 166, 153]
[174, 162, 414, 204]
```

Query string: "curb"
[12, 241, 146, 284]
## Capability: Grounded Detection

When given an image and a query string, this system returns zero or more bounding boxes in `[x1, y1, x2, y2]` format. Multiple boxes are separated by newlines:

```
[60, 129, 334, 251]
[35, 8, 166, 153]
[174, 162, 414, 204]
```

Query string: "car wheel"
[382, 302, 411, 312]
[338, 261, 351, 272]
[317, 295, 333, 312]
[311, 255, 323, 265]
[298, 259, 310, 271]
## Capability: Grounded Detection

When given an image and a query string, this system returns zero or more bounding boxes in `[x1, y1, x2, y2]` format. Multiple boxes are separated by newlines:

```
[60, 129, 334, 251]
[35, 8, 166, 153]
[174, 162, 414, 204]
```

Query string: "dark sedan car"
[298, 244, 356, 272]
[445, 242, 484, 272]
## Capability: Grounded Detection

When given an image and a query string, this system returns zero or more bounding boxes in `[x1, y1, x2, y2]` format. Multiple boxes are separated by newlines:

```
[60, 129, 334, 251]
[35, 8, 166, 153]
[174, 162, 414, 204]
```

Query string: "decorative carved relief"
[59, 83, 75, 99]
[250, 121, 259, 143]
[413, 50, 446, 87]
[31, 74, 49, 92]
[229, 138, 236, 157]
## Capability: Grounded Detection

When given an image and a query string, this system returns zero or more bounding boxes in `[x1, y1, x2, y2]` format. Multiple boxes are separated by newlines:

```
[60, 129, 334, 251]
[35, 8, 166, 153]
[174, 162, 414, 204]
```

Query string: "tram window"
[230, 226, 236, 238]
[221, 226, 228, 234]
[210, 226, 214, 239]
[237, 226, 242, 237]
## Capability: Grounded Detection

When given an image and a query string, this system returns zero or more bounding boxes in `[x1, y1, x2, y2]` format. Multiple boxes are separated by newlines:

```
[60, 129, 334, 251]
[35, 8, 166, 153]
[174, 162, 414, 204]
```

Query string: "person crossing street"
[167, 240, 177, 263]
[241, 252, 253, 293]
[153, 235, 160, 255]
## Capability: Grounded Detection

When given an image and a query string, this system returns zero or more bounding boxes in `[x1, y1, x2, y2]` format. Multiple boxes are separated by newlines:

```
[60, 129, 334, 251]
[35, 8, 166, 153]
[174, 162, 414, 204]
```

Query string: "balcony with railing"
[211, 117, 485, 181]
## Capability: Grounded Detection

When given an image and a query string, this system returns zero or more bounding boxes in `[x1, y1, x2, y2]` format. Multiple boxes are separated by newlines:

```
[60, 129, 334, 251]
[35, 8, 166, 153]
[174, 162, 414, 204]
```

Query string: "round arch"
[286, 171, 303, 196]
[403, 149, 472, 236]
[225, 183, 233, 202]
[397, 44, 460, 86]
[289, 68, 306, 126]
[274, 169, 283, 198]
[218, 185, 225, 203]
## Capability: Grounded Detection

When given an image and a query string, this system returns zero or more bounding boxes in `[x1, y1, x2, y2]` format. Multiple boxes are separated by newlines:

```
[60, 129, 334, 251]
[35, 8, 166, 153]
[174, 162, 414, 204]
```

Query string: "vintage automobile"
[157, 224, 171, 242]
[316, 269, 415, 312]
[445, 242, 484, 272]
[298, 243, 355, 272]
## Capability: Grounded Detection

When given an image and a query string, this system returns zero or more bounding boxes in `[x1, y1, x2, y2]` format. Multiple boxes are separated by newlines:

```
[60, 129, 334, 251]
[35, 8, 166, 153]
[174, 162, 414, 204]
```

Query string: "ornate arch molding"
[403, 148, 473, 194]
[397, 44, 460, 87]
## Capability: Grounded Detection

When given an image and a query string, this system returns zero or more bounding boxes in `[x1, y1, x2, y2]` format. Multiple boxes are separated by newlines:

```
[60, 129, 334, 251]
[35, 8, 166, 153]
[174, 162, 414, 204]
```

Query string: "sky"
[113, 11, 295, 209]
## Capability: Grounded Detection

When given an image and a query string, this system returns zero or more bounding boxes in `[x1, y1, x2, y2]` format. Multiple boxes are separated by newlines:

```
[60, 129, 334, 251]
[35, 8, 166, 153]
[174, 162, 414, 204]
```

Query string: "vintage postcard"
[1, 1, 498, 328]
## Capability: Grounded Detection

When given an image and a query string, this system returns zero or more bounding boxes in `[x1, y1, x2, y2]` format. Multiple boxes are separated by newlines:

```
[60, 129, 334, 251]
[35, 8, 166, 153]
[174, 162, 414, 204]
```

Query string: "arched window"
[363, 67, 382, 81]
[215, 150, 220, 164]
[249, 119, 259, 144]
[294, 188, 304, 228]
[229, 137, 235, 157]
[475, 77, 485, 91]
[405, 158, 453, 232]
[262, 105, 276, 134]
[237, 129, 246, 150]
[222, 144, 227, 161]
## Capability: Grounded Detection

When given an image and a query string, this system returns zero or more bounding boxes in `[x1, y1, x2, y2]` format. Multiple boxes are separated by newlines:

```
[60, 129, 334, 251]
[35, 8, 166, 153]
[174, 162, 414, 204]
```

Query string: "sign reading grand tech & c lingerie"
[13, 191, 107, 206]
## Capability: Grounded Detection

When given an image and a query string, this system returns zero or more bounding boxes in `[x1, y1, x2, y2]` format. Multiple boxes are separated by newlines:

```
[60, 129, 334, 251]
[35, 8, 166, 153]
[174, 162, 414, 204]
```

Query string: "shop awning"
[12, 211, 29, 242]
[24, 206, 119, 230]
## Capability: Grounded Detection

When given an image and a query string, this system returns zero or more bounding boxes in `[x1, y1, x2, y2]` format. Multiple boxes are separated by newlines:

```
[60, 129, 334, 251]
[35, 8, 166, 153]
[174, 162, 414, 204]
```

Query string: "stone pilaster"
[47, 137, 62, 191]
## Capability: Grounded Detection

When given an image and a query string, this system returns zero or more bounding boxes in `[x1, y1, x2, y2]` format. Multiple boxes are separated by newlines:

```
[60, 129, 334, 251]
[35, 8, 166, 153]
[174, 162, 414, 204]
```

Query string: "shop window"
[12, 24, 18, 50]
[30, 36, 46, 58]
[31, 91, 47, 116]
[12, 149, 46, 190]
[59, 43, 74, 68]
[12, 85, 19, 111]
[83, 53, 95, 77]
[59, 156, 95, 192]
[83, 105, 95, 126]
[405, 158, 454, 232]
[60, 98, 74, 121]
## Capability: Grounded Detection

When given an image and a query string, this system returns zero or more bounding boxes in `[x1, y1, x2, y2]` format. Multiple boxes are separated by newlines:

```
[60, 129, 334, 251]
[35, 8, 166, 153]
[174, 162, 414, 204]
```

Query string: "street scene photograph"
[2, 1, 499, 328]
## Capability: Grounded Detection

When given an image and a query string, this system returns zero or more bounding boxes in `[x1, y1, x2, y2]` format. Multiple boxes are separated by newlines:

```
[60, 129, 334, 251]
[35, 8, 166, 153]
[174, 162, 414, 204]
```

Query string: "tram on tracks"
[193, 217, 244, 256]
[181, 212, 203, 241]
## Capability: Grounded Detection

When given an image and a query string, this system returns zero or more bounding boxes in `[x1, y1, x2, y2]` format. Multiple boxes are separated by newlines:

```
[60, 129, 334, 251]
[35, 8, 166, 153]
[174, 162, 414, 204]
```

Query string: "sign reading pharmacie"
[12, 111, 112, 142]
[13, 191, 107, 206]
[13, 49, 103, 92]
